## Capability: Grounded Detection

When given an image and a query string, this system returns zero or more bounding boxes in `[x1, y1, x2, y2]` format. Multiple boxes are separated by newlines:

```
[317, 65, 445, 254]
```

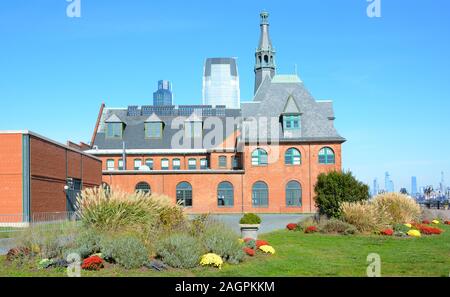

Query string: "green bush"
[67, 229, 102, 259]
[314, 171, 370, 218]
[393, 224, 410, 233]
[320, 218, 358, 235]
[202, 222, 244, 264]
[239, 213, 261, 224]
[100, 235, 149, 269]
[156, 234, 205, 269]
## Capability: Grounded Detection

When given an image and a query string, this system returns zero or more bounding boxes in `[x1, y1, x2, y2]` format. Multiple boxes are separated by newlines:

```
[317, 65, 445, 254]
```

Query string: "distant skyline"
[0, 1, 449, 189]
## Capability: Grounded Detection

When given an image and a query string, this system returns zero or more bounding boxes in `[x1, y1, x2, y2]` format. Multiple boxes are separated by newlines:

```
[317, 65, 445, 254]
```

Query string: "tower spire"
[254, 11, 276, 94]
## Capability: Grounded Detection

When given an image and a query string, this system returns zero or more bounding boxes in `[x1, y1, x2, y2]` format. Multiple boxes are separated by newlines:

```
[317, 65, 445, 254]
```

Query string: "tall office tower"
[385, 172, 394, 193]
[372, 178, 379, 196]
[153, 80, 173, 106]
[440, 171, 445, 193]
[202, 58, 240, 108]
[411, 176, 418, 197]
[254, 11, 276, 94]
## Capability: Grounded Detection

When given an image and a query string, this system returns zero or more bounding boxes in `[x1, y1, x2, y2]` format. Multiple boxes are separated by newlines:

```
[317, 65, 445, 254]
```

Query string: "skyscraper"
[440, 171, 445, 193]
[153, 80, 173, 106]
[202, 58, 240, 108]
[254, 11, 276, 94]
[385, 172, 394, 193]
[411, 176, 418, 197]
[372, 178, 379, 196]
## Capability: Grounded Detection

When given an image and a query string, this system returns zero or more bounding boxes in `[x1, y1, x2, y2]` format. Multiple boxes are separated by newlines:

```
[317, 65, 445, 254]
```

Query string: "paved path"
[0, 238, 16, 255]
[191, 214, 313, 234]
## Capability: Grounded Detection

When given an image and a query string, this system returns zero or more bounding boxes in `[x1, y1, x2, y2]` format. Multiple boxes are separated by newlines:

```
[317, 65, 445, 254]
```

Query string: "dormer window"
[283, 115, 301, 130]
[106, 123, 123, 139]
[145, 122, 163, 138]
[144, 113, 163, 139]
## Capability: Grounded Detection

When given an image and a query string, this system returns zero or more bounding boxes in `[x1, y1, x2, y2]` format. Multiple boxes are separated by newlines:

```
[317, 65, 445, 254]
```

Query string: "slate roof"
[93, 107, 241, 150]
[93, 75, 344, 150]
[241, 74, 345, 142]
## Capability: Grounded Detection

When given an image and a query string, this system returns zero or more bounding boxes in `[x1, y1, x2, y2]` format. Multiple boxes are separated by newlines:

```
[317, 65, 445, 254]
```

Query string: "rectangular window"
[106, 123, 123, 139]
[188, 159, 197, 170]
[218, 156, 227, 168]
[283, 115, 301, 131]
[173, 159, 181, 170]
[118, 159, 124, 170]
[232, 156, 240, 169]
[134, 159, 142, 170]
[200, 158, 208, 169]
[145, 122, 162, 138]
[106, 159, 115, 171]
[161, 159, 169, 170]
[145, 159, 153, 170]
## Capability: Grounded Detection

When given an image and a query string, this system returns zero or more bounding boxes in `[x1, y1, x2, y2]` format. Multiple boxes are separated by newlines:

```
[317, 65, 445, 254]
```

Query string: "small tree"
[314, 171, 370, 218]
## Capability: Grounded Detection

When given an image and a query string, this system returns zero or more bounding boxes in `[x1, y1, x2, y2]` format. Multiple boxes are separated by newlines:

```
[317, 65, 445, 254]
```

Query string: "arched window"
[133, 159, 142, 170]
[319, 147, 335, 164]
[217, 182, 234, 207]
[252, 181, 268, 207]
[251, 148, 268, 166]
[285, 148, 301, 165]
[145, 158, 153, 170]
[135, 182, 151, 194]
[161, 158, 169, 170]
[106, 159, 115, 171]
[188, 158, 197, 170]
[176, 182, 192, 207]
[286, 181, 302, 207]
[264, 55, 269, 63]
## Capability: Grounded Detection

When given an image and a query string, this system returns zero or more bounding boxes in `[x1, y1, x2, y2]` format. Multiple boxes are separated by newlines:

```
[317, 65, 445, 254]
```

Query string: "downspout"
[309, 143, 312, 212]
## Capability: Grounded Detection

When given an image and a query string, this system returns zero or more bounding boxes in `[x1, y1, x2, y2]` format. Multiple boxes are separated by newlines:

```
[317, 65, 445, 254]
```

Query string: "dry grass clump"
[372, 192, 421, 225]
[76, 186, 185, 233]
[340, 201, 390, 233]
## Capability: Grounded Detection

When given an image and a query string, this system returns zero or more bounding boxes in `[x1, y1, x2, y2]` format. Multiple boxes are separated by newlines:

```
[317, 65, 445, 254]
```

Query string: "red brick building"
[0, 131, 102, 225]
[85, 12, 345, 214]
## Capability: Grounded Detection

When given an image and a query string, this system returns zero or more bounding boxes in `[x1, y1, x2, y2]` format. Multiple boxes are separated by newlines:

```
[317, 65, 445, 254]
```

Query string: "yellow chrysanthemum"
[238, 238, 244, 244]
[200, 253, 223, 269]
[407, 229, 421, 237]
[404, 223, 412, 228]
[259, 245, 276, 254]
[432, 220, 439, 225]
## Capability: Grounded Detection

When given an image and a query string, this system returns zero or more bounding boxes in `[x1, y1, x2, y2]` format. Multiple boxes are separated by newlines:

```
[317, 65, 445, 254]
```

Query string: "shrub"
[372, 193, 421, 225]
[286, 223, 298, 231]
[100, 235, 148, 269]
[297, 217, 317, 230]
[393, 224, 410, 233]
[445, 221, 450, 225]
[422, 220, 430, 224]
[202, 222, 244, 264]
[81, 255, 104, 271]
[340, 201, 390, 233]
[380, 229, 394, 236]
[156, 233, 204, 269]
[319, 218, 357, 235]
[69, 229, 102, 259]
[305, 226, 318, 233]
[77, 187, 183, 234]
[255, 240, 269, 248]
[6, 247, 31, 263]
[314, 171, 370, 218]
[412, 224, 442, 235]
[243, 247, 255, 256]
[239, 213, 261, 224]
[199, 253, 223, 269]
[259, 245, 275, 254]
[244, 239, 256, 250]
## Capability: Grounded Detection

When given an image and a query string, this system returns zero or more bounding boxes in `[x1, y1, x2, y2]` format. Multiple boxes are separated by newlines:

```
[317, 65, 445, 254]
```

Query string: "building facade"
[202, 57, 240, 108]
[86, 12, 345, 214]
[153, 80, 173, 106]
[0, 131, 102, 224]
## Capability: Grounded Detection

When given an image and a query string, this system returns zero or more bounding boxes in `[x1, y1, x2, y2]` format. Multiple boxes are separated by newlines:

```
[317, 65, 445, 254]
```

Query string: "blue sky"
[0, 0, 449, 191]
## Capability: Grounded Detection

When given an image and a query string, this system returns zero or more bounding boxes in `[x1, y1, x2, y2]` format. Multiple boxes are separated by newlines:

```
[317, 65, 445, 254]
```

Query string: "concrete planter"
[240, 224, 260, 240]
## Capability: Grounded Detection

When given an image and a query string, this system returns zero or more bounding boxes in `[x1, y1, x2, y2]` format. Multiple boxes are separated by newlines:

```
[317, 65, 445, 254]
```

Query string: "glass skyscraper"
[411, 176, 418, 197]
[153, 80, 173, 106]
[202, 57, 240, 108]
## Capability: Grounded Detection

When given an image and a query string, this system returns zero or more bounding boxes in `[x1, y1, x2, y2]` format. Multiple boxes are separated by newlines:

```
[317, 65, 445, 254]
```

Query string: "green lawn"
[1, 225, 450, 277]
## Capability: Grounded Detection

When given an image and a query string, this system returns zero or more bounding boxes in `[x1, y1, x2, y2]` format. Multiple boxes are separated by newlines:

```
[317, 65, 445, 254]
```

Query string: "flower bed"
[243, 247, 255, 256]
[81, 255, 104, 271]
[200, 253, 223, 269]
[412, 224, 442, 235]
[259, 245, 275, 254]
[305, 226, 318, 234]
[380, 229, 393, 236]
[286, 223, 298, 231]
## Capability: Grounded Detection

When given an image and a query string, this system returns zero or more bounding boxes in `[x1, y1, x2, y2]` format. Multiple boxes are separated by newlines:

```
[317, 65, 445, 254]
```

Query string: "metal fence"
[0, 212, 80, 236]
